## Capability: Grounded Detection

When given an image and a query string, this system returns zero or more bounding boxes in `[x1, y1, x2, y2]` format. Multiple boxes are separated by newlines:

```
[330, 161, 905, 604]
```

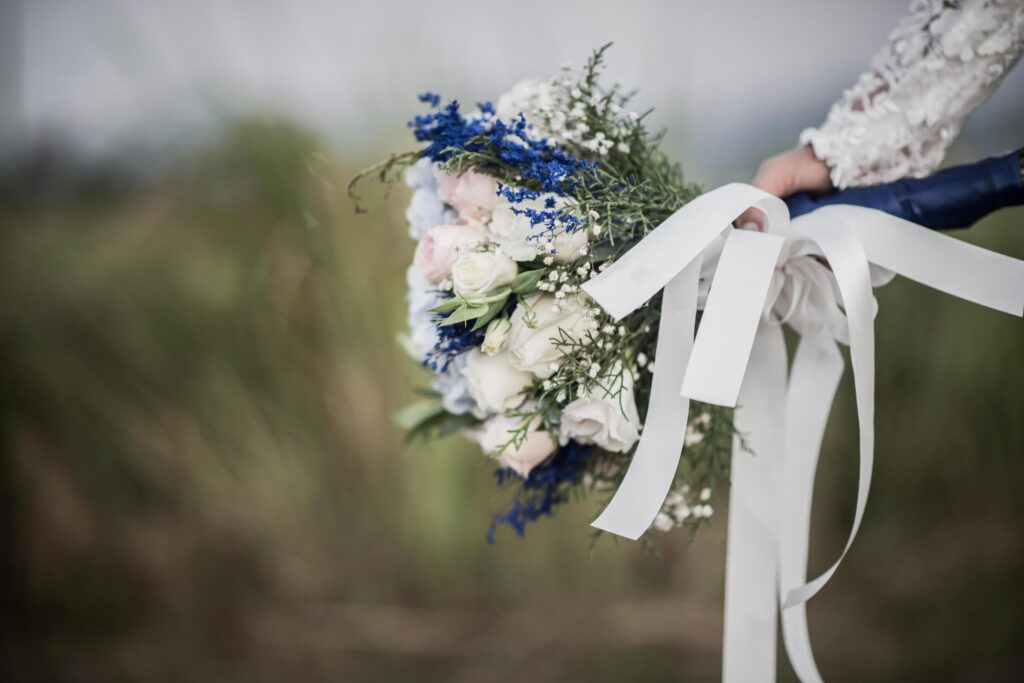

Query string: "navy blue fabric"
[785, 151, 1023, 231]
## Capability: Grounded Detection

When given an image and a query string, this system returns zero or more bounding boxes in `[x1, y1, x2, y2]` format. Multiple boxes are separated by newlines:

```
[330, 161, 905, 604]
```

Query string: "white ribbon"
[581, 184, 1024, 682]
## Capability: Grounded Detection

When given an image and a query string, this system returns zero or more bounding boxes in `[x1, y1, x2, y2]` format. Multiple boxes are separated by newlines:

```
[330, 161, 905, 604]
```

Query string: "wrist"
[796, 144, 834, 193]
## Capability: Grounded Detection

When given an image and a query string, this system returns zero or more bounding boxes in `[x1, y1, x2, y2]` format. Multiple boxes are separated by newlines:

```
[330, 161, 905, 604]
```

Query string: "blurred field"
[1, 121, 1022, 682]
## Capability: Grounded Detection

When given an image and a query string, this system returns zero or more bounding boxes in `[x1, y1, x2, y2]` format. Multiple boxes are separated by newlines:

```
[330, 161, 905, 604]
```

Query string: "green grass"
[1, 120, 1022, 682]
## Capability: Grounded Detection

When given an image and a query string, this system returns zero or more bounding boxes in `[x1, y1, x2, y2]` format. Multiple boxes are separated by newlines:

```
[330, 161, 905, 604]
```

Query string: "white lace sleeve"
[800, 0, 1024, 189]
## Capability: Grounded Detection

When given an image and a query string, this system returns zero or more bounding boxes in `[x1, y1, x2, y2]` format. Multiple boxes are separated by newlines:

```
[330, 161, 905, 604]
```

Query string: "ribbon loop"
[681, 229, 784, 407]
[583, 184, 788, 321]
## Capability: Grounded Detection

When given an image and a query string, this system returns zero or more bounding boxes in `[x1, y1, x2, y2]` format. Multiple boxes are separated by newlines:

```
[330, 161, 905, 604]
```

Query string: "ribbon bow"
[581, 184, 1024, 683]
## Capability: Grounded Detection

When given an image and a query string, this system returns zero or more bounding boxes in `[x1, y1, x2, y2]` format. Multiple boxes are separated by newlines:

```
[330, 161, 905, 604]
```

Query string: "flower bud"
[482, 317, 512, 356]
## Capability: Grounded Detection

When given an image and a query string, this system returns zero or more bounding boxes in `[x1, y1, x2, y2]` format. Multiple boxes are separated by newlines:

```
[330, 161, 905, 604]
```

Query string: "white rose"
[506, 294, 598, 378]
[561, 368, 642, 453]
[414, 224, 488, 285]
[461, 349, 533, 414]
[451, 251, 518, 298]
[488, 198, 543, 261]
[480, 414, 557, 478]
[550, 225, 589, 263]
[489, 195, 586, 263]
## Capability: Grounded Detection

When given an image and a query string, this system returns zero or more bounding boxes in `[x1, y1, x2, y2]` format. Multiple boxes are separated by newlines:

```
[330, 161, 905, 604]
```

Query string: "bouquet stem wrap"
[581, 184, 1024, 682]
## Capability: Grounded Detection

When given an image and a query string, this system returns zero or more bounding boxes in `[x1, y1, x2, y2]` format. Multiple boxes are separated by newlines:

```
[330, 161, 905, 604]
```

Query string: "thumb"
[737, 159, 796, 231]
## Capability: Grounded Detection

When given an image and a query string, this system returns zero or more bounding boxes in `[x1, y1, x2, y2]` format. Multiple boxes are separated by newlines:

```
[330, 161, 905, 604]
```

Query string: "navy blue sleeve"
[785, 151, 1023, 231]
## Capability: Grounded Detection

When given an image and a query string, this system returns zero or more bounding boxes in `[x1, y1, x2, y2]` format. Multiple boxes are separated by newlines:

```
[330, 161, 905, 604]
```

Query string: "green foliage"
[397, 398, 479, 444]
[393, 397, 447, 430]
[346, 150, 420, 213]
[508, 267, 546, 295]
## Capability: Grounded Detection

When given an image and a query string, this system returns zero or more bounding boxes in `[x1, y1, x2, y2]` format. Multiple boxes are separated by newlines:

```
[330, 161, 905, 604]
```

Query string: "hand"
[737, 145, 834, 231]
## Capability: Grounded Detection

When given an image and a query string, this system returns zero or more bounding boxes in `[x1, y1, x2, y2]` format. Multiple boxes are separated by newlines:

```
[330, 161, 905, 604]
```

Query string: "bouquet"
[352, 45, 733, 542]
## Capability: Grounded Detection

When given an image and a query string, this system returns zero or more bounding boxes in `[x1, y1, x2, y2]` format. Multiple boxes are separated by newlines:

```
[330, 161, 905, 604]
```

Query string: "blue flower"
[425, 315, 484, 372]
[487, 441, 592, 542]
[408, 94, 595, 198]
[418, 92, 441, 107]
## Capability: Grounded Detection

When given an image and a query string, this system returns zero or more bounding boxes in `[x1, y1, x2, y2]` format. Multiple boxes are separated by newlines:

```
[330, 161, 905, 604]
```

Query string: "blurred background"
[1, 1, 1022, 681]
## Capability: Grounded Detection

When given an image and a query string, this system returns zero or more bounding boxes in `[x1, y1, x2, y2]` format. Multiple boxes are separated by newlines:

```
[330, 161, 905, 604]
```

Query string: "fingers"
[737, 160, 790, 231]
[753, 155, 798, 197]
[736, 207, 766, 232]
[737, 146, 833, 231]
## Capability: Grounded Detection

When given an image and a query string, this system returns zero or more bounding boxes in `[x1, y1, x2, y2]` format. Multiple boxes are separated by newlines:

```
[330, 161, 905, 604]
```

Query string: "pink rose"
[414, 224, 487, 284]
[436, 170, 498, 222]
[480, 415, 556, 478]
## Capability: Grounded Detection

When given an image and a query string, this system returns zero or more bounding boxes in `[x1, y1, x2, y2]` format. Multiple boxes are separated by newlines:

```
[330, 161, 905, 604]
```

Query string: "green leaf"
[433, 412, 480, 439]
[465, 287, 511, 305]
[393, 399, 446, 430]
[430, 298, 463, 314]
[405, 410, 480, 444]
[509, 269, 546, 295]
[439, 303, 489, 326]
[470, 299, 508, 331]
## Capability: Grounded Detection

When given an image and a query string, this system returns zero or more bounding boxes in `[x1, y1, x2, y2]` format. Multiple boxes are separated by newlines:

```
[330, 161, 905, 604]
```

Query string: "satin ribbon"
[581, 184, 1024, 682]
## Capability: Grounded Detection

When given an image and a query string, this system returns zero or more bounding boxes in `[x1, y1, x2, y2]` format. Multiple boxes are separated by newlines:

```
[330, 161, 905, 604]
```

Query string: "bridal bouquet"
[352, 46, 732, 541]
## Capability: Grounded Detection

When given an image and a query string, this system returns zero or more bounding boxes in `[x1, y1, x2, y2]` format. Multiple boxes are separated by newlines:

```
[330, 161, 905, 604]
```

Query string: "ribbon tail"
[810, 205, 1024, 317]
[779, 336, 845, 683]
[590, 256, 702, 539]
[784, 218, 876, 609]
[723, 322, 787, 683]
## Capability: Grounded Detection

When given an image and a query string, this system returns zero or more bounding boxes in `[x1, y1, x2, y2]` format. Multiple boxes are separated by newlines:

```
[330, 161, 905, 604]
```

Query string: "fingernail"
[740, 222, 761, 232]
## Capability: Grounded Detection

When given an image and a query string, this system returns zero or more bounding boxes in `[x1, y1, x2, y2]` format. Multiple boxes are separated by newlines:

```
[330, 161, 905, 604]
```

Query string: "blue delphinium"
[409, 94, 594, 235]
[487, 441, 592, 542]
[425, 317, 483, 373]
[417, 91, 441, 107]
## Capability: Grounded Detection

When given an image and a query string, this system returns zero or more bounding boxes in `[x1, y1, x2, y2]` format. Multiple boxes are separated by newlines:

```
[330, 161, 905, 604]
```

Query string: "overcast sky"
[4, 0, 1022, 182]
